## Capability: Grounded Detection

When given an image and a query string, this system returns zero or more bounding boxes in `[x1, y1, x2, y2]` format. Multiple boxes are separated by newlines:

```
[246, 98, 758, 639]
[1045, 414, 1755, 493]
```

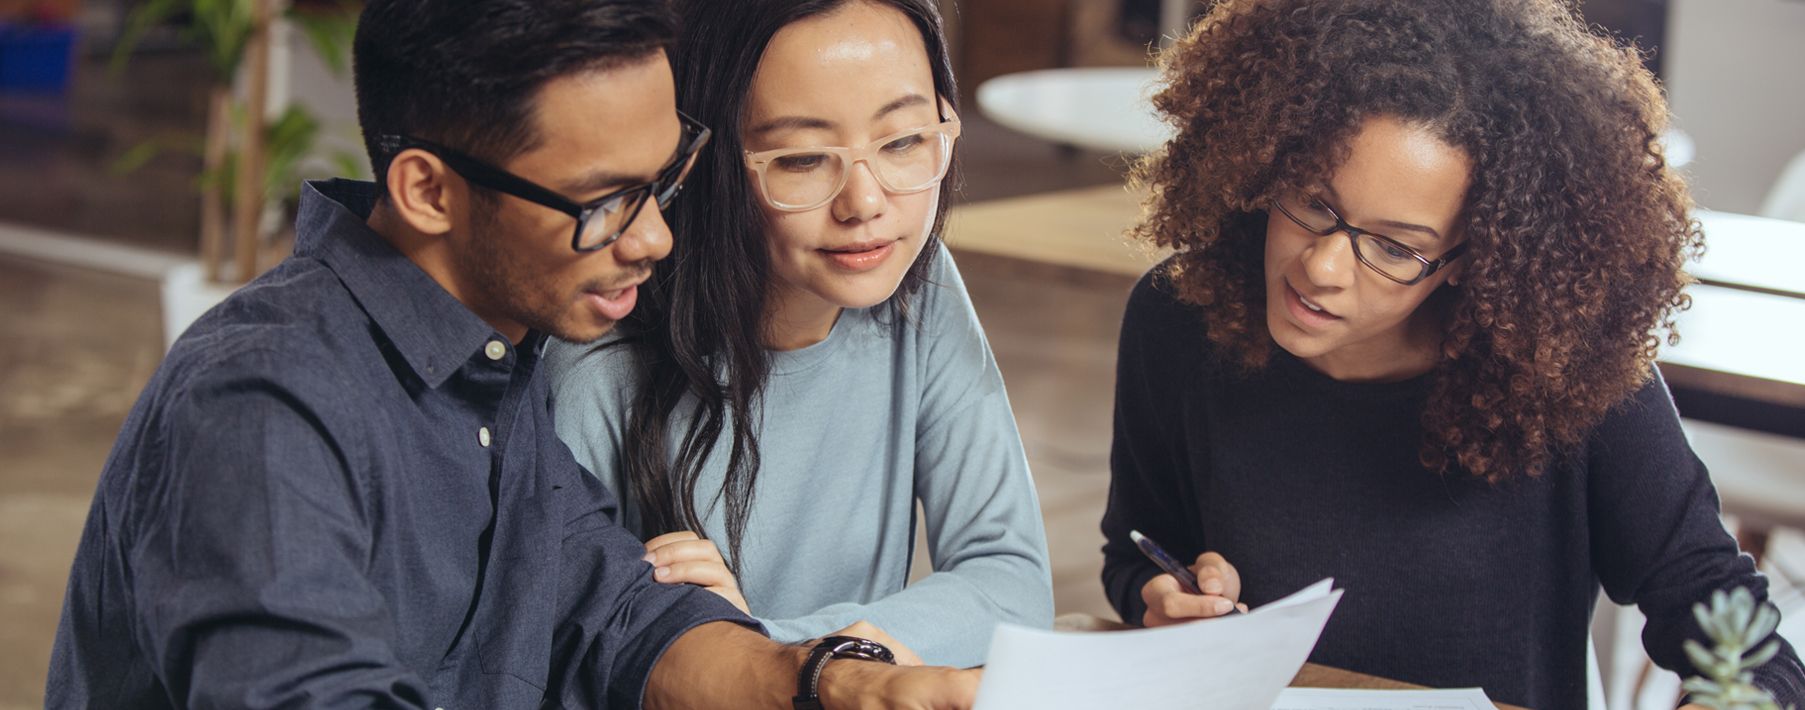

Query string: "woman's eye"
[773, 153, 829, 172]
[883, 134, 925, 153]
[1378, 242, 1412, 261]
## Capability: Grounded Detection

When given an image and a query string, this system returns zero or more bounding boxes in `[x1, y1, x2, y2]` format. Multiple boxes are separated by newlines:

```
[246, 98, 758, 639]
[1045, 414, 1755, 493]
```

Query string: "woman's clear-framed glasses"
[743, 120, 961, 212]
[1271, 194, 1468, 285]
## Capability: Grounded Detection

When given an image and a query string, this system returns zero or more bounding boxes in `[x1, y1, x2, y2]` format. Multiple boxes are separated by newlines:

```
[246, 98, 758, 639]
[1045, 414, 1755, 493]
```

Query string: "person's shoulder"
[160, 258, 384, 409]
[1586, 368, 1684, 445]
[1124, 257, 1207, 339]
[544, 330, 643, 417]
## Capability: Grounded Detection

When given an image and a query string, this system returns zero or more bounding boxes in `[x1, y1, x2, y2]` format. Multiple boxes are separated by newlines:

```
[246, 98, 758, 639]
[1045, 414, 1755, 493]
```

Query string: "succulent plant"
[1682, 587, 1793, 710]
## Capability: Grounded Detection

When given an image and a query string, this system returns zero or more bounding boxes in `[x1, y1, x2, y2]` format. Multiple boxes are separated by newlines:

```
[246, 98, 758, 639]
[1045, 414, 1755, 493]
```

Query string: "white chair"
[1759, 148, 1805, 223]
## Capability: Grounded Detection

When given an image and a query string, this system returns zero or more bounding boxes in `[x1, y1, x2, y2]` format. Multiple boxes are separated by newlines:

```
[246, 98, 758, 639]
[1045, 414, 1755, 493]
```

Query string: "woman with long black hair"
[547, 0, 1053, 668]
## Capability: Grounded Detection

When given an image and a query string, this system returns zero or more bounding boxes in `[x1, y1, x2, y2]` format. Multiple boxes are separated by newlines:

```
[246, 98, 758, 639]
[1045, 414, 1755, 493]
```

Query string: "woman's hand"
[1139, 551, 1247, 627]
[644, 531, 749, 614]
[829, 620, 925, 667]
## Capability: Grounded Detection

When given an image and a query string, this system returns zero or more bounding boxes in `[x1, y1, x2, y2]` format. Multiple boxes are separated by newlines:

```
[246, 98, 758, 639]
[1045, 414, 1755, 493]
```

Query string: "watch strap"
[792, 635, 896, 709]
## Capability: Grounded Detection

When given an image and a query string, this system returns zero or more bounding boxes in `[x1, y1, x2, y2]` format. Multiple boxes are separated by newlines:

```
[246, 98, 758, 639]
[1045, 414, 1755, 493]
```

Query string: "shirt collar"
[294, 178, 506, 388]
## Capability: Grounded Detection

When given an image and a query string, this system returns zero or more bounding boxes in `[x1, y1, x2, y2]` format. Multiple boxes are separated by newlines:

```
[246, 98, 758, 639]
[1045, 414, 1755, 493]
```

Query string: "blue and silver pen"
[1129, 529, 1244, 615]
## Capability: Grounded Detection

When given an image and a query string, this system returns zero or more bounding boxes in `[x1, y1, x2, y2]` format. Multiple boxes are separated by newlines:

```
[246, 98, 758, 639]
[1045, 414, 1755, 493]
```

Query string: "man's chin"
[551, 318, 618, 345]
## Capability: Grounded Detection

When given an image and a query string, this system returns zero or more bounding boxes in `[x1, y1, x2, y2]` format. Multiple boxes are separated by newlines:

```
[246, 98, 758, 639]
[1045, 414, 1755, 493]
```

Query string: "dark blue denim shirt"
[48, 179, 753, 709]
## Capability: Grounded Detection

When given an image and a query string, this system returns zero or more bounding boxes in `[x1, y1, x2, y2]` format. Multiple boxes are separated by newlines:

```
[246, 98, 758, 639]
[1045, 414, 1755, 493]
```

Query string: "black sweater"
[1101, 268, 1804, 709]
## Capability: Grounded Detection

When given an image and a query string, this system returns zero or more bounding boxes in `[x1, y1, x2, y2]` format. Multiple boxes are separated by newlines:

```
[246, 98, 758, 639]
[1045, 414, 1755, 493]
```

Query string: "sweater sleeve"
[1589, 370, 1805, 705]
[545, 336, 643, 534]
[1100, 268, 1207, 626]
[757, 248, 1056, 668]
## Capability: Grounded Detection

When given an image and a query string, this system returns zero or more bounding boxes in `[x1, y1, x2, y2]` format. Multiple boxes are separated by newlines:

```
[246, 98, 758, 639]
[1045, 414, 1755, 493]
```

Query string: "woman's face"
[1264, 116, 1473, 381]
[742, 1, 944, 319]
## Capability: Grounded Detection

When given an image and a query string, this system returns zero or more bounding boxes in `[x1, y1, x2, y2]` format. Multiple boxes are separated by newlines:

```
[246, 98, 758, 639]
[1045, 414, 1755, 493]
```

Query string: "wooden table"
[1053, 614, 1530, 709]
[947, 184, 1162, 277]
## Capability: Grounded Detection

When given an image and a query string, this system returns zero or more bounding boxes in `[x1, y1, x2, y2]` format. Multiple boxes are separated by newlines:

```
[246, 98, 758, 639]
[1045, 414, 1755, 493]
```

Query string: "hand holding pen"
[1130, 530, 1248, 627]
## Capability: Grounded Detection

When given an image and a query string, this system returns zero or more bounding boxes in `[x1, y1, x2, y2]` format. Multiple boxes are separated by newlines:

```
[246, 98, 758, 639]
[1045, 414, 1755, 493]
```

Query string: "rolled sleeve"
[547, 451, 763, 708]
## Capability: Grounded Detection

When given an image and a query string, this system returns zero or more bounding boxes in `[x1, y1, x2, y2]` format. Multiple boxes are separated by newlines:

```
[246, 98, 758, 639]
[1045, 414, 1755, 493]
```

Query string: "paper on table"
[973, 578, 1344, 710]
[1271, 687, 1498, 710]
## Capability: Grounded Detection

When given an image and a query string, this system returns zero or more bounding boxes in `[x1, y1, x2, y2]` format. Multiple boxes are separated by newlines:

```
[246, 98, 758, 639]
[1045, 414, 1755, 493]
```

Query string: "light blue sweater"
[545, 247, 1053, 668]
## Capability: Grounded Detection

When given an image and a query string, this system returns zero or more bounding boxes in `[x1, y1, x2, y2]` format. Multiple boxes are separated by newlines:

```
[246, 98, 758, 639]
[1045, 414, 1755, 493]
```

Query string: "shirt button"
[484, 340, 507, 361]
[478, 427, 492, 448]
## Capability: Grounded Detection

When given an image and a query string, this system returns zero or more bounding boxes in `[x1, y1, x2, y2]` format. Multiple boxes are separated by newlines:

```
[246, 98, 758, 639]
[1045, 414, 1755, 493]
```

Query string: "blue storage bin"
[0, 22, 77, 95]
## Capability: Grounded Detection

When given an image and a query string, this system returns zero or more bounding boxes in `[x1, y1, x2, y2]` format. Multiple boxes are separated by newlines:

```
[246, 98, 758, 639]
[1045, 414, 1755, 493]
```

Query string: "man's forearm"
[647, 620, 976, 709]
[646, 621, 803, 709]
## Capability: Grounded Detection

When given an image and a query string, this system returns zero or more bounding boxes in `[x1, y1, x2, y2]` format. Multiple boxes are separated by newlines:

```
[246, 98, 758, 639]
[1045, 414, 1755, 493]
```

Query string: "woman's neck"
[1301, 303, 1448, 383]
[762, 281, 843, 351]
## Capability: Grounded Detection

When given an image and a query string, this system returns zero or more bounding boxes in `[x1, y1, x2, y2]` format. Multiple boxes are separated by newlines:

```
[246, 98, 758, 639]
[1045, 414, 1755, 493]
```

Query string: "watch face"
[822, 635, 896, 664]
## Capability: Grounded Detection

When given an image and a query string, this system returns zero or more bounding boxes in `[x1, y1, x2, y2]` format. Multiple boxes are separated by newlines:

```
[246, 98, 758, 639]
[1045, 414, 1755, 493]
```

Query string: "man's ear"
[384, 149, 458, 236]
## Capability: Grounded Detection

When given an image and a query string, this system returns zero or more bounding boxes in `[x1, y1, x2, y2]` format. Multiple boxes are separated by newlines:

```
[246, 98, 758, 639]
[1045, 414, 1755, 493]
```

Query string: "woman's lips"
[1284, 279, 1341, 327]
[819, 240, 896, 272]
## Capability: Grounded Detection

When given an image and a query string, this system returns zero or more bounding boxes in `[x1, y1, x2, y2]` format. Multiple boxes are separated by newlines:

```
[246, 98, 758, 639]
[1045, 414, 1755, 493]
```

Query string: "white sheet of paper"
[1270, 687, 1498, 710]
[973, 578, 1343, 710]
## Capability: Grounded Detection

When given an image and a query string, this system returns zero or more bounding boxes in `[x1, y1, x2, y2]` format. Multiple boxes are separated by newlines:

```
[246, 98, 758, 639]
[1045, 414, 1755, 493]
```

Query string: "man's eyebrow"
[559, 170, 648, 197]
[1322, 183, 1445, 240]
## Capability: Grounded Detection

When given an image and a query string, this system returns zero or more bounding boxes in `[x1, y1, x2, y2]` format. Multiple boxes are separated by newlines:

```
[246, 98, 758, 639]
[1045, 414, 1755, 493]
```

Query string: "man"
[47, 0, 978, 707]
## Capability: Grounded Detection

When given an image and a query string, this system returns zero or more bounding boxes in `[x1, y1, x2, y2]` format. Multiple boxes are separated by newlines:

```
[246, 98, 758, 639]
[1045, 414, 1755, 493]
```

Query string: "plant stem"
[232, 0, 277, 284]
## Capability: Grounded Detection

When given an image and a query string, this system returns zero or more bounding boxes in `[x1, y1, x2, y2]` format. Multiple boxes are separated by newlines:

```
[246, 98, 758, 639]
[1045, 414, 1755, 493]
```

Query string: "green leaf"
[110, 0, 185, 75]
[289, 2, 359, 76]
[110, 141, 165, 175]
[1689, 639, 1721, 672]
[1752, 604, 1781, 646]
[1744, 640, 1782, 671]
[1699, 601, 1722, 642]
[330, 152, 366, 181]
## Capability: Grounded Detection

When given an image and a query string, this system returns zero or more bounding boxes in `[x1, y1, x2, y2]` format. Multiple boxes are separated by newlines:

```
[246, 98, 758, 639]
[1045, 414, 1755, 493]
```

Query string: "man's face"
[450, 53, 680, 344]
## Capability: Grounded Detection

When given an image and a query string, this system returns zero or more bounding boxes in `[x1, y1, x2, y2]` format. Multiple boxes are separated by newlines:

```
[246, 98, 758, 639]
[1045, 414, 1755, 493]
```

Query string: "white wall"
[1665, 0, 1805, 214]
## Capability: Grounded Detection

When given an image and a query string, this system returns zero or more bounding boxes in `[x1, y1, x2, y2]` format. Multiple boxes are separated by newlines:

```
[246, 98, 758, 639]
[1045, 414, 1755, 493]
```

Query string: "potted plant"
[112, 0, 358, 285]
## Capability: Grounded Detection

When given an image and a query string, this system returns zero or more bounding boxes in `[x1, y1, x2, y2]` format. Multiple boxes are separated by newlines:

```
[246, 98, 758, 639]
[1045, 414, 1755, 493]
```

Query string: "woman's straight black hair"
[610, 0, 960, 572]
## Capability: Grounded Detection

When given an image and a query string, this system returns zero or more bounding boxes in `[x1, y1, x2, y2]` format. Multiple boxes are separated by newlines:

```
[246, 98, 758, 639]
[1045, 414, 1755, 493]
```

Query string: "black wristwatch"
[792, 635, 897, 710]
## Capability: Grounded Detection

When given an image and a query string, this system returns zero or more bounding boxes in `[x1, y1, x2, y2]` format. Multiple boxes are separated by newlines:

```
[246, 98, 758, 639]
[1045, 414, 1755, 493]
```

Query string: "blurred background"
[1, 0, 1802, 708]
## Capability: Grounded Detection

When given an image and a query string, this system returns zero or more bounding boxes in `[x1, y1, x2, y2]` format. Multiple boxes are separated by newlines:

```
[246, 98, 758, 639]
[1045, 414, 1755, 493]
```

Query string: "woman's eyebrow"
[1322, 183, 1445, 240]
[747, 93, 931, 137]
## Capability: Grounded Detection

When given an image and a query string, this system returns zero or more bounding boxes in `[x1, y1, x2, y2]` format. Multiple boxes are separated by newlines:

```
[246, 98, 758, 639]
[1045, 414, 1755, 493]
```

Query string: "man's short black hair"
[353, 0, 677, 187]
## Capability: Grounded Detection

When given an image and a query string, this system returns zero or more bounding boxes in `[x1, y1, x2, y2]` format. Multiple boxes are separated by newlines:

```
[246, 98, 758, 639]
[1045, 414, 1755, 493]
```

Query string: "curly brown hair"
[1130, 0, 1699, 481]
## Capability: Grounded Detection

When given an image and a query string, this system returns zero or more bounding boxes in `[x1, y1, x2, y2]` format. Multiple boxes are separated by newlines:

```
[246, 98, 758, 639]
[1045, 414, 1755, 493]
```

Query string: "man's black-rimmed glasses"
[376, 111, 711, 253]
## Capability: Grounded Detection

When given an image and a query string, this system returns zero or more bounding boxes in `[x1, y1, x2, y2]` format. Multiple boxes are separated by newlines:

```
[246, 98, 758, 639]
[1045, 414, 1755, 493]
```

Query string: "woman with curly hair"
[1100, 0, 1805, 706]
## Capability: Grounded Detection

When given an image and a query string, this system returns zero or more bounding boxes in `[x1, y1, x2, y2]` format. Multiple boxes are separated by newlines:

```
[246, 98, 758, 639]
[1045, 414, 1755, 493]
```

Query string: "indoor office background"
[0, 0, 1801, 708]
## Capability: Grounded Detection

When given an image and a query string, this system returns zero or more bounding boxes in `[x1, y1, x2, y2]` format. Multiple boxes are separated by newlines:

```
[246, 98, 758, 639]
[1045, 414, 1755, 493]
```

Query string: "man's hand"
[829, 620, 925, 666]
[645, 531, 748, 614]
[1140, 551, 1246, 627]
